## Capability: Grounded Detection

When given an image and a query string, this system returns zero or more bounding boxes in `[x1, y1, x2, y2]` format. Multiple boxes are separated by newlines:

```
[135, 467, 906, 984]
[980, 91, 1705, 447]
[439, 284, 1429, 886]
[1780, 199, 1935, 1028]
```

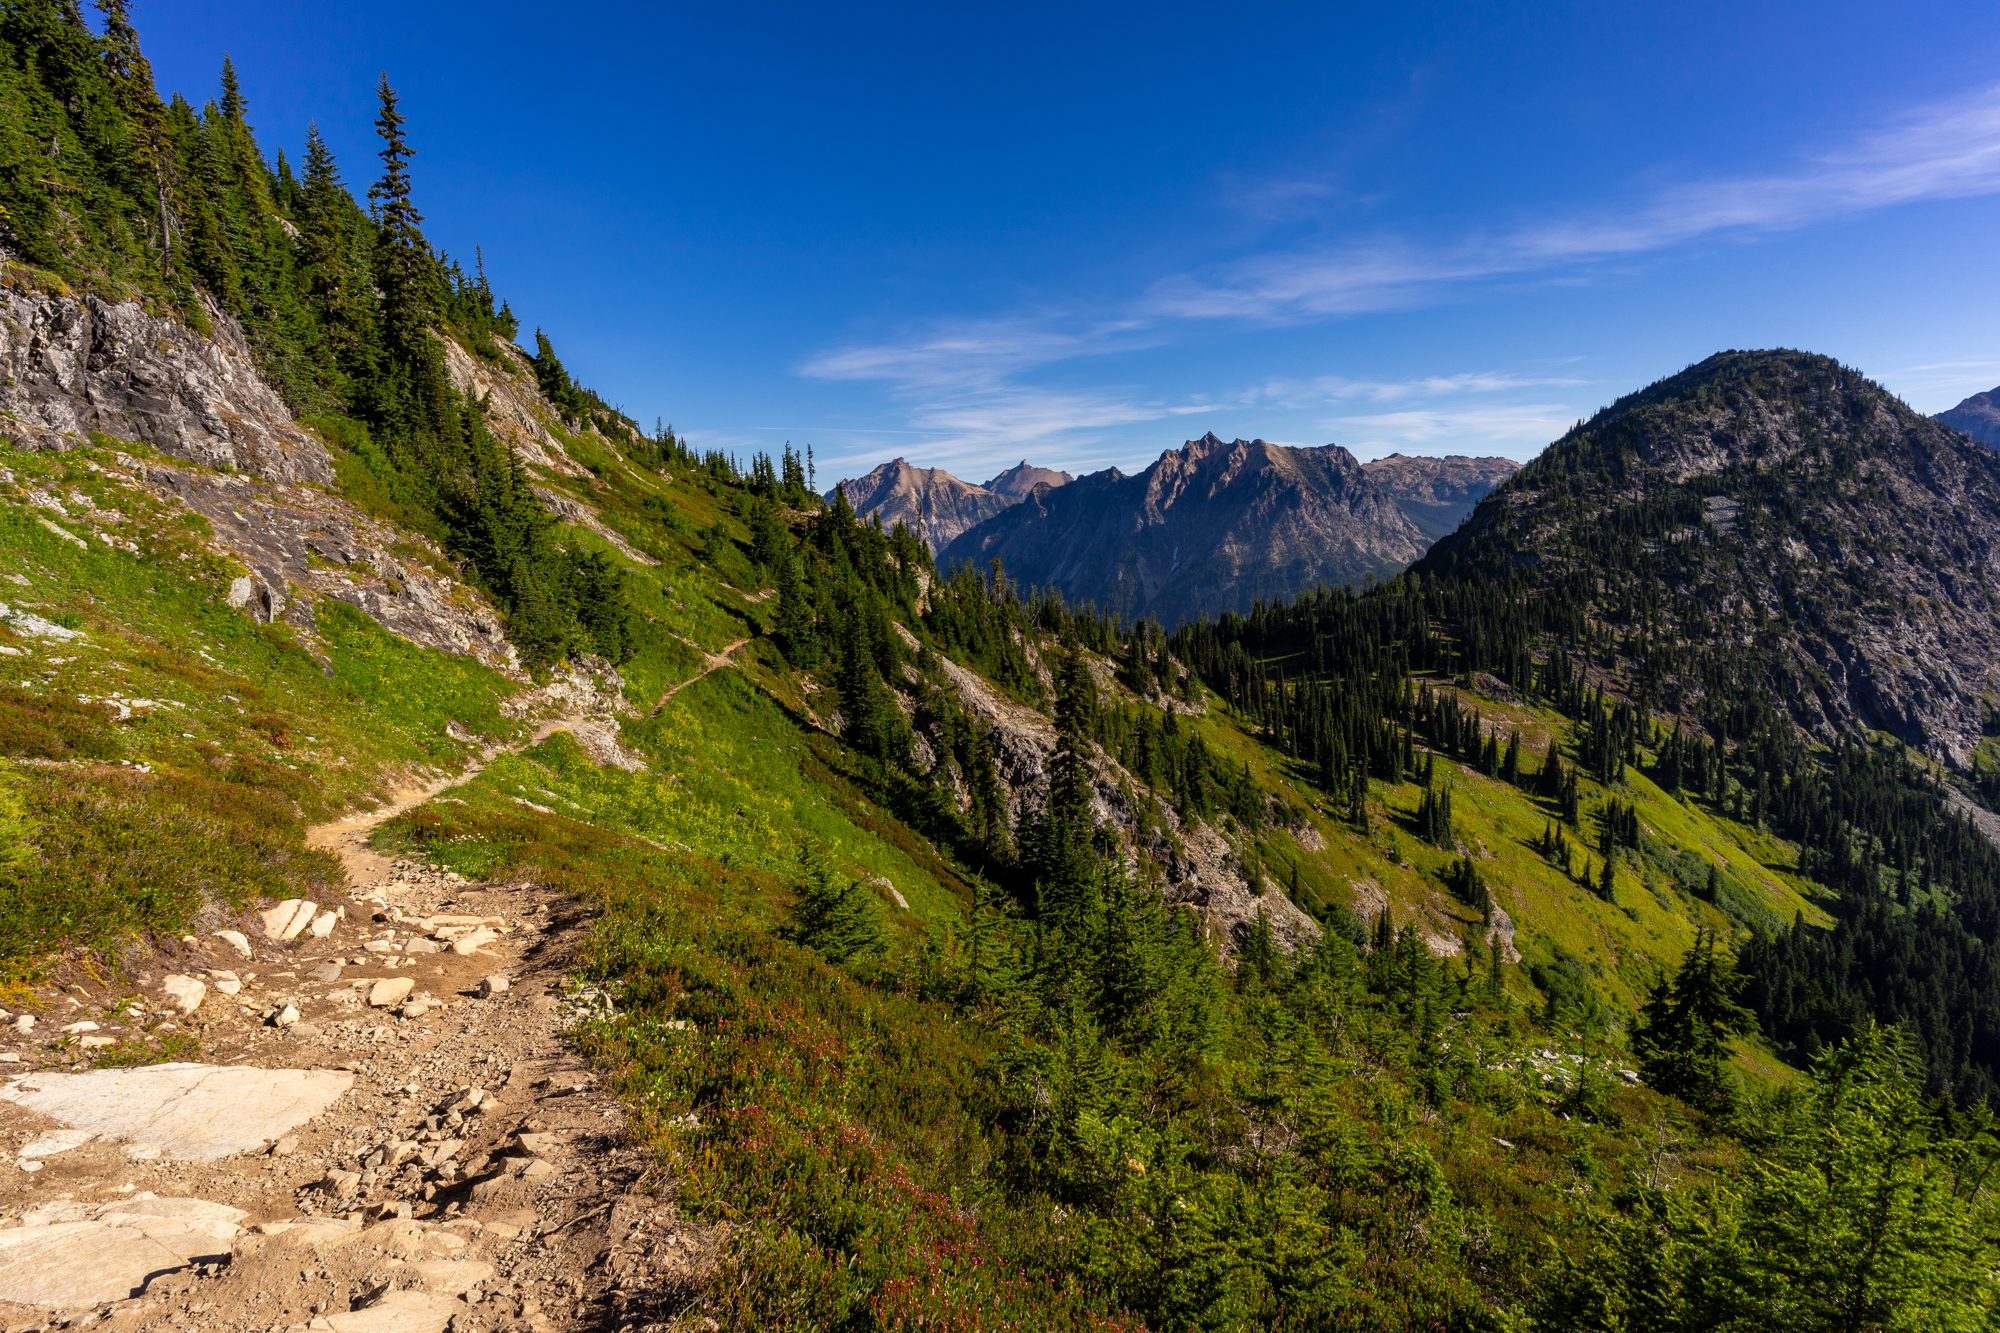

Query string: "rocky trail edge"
[0, 695, 733, 1332]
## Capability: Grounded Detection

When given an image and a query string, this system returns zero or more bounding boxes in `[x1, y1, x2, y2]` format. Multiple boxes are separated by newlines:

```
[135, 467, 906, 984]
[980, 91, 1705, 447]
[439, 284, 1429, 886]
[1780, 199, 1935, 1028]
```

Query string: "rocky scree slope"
[1423, 349, 2000, 770]
[941, 433, 1431, 624]
[925, 649, 1320, 952]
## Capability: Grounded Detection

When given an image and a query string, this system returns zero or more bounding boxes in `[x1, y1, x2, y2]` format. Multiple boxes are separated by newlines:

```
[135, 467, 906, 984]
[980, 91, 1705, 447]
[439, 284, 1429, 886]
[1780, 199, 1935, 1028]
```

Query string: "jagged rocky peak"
[942, 433, 1427, 624]
[1937, 383, 2000, 449]
[982, 459, 1073, 501]
[827, 457, 1013, 554]
[1424, 347, 2000, 769]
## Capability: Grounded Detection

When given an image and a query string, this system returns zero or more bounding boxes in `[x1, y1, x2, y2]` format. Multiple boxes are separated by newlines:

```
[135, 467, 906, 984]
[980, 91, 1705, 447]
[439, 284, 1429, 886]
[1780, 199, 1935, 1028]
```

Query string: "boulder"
[369, 976, 417, 1009]
[160, 974, 207, 1016]
[0, 1063, 354, 1161]
[259, 898, 319, 943]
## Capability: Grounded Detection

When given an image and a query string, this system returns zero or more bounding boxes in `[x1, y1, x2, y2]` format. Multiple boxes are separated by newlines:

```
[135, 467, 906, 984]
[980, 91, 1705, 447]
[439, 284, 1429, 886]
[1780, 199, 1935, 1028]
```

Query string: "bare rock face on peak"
[1936, 384, 2000, 450]
[942, 434, 1429, 625]
[1362, 452, 1517, 541]
[1423, 349, 2000, 770]
[828, 458, 1012, 553]
[0, 276, 333, 486]
[982, 460, 1073, 501]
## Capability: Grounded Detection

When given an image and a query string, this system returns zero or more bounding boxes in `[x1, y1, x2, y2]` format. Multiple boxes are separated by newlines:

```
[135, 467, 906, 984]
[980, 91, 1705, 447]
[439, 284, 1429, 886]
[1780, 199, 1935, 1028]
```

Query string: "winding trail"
[306, 716, 593, 887]
[652, 636, 751, 714]
[0, 698, 707, 1329]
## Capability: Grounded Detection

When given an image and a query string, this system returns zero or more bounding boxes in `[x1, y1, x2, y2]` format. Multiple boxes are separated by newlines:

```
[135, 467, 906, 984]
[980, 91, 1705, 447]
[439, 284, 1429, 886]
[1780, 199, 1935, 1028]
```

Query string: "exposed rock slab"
[0, 1194, 246, 1307]
[137, 459, 518, 671]
[0, 273, 332, 485]
[1, 1063, 355, 1160]
[440, 335, 584, 477]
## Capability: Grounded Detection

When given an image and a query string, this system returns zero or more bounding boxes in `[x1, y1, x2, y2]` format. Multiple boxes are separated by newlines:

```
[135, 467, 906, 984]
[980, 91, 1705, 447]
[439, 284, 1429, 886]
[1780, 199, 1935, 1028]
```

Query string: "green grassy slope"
[0, 333, 1987, 1328]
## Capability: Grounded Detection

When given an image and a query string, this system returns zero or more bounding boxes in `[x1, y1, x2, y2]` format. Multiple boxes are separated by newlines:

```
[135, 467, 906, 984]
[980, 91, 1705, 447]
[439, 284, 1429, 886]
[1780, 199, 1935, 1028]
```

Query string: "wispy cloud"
[802, 84, 2000, 470]
[1253, 371, 1587, 410]
[1325, 403, 1582, 456]
[1884, 357, 2000, 409]
[1151, 84, 2000, 322]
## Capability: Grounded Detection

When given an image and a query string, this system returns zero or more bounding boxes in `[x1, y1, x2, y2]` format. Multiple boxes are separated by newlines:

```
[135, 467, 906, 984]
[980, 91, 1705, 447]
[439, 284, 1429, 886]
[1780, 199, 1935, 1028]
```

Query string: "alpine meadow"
[0, 3, 1997, 1330]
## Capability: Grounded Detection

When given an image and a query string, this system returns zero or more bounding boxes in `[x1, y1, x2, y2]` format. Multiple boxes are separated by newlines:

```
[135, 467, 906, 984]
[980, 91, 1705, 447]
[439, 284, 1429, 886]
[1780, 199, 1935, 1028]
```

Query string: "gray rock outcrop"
[138, 460, 518, 671]
[0, 273, 332, 485]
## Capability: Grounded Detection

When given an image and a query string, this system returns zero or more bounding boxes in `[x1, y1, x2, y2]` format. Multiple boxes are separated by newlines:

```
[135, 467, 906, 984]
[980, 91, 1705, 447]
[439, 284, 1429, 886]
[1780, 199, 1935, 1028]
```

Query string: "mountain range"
[827, 457, 1074, 552]
[836, 440, 1515, 621]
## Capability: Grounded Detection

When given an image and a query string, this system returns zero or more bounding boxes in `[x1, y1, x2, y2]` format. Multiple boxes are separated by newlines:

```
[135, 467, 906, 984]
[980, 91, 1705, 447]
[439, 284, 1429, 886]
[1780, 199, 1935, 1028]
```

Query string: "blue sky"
[138, 1, 2000, 481]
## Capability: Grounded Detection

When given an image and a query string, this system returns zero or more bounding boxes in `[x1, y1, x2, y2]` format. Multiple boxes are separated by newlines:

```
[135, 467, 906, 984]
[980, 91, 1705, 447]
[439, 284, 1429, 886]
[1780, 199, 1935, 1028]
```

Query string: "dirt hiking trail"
[0, 722, 718, 1332]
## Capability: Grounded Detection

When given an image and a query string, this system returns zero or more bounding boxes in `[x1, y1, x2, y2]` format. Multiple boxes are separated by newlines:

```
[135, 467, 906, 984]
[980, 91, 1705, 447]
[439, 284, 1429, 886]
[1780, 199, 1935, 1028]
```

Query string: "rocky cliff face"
[1936, 385, 2000, 450]
[0, 269, 521, 670]
[441, 337, 587, 479]
[1423, 349, 2000, 770]
[1362, 452, 1518, 541]
[0, 269, 332, 486]
[942, 434, 1429, 625]
[830, 458, 1013, 553]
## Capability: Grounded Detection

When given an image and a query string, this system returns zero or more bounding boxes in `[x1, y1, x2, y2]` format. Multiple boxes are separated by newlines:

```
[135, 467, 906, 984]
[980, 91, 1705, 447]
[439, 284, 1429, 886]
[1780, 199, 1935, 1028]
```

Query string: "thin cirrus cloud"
[1150, 83, 2000, 322]
[804, 83, 2000, 470]
[1324, 404, 1584, 456]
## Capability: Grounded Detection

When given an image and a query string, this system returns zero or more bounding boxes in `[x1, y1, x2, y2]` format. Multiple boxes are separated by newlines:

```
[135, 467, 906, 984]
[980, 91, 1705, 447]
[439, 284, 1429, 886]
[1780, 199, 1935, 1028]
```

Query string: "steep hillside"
[1363, 451, 1518, 540]
[1938, 383, 2000, 448]
[827, 456, 1011, 552]
[983, 458, 1073, 500]
[1423, 349, 2000, 770]
[942, 433, 1429, 623]
[0, 11, 1993, 1332]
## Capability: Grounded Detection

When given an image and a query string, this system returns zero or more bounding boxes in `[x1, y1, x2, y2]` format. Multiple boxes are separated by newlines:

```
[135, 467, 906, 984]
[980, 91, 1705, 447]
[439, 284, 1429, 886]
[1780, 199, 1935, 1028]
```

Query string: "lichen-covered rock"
[0, 272, 332, 485]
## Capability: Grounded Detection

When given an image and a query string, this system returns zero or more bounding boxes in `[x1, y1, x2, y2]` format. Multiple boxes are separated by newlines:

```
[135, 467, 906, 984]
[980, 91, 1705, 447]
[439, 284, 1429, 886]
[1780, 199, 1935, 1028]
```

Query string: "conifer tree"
[774, 554, 818, 666]
[786, 847, 884, 965]
[368, 74, 434, 359]
[1633, 928, 1752, 1113]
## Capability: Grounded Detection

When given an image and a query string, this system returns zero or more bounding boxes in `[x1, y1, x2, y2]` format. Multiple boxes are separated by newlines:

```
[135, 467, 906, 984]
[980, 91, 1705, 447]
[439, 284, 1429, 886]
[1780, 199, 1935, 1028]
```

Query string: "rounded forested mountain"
[1422, 349, 2000, 771]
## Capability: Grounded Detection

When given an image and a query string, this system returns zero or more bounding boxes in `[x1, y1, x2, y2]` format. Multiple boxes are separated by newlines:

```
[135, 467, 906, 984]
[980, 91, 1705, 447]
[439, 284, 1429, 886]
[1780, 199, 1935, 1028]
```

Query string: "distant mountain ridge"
[828, 458, 1013, 553]
[840, 439, 1515, 619]
[1361, 452, 1518, 540]
[828, 457, 1073, 553]
[983, 460, 1073, 500]
[1937, 384, 2000, 449]
[940, 433, 1433, 624]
